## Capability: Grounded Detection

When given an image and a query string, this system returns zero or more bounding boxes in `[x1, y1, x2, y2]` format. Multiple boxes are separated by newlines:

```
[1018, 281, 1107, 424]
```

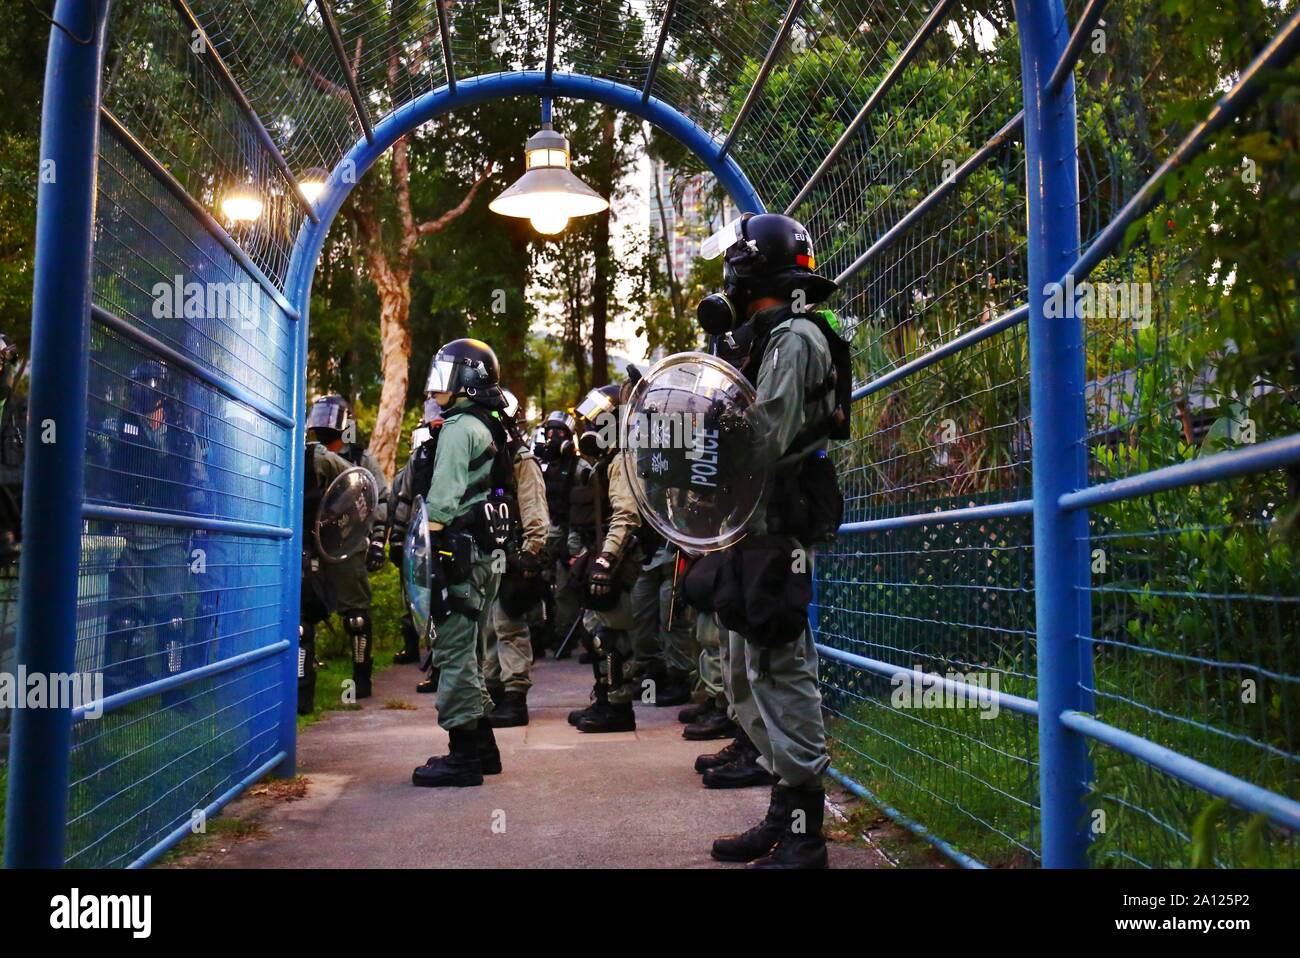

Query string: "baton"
[553, 614, 584, 659]
[666, 546, 681, 630]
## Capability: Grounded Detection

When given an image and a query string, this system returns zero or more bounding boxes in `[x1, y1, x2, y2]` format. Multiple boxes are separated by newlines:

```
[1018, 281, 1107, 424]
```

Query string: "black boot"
[711, 785, 789, 863]
[577, 700, 636, 733]
[747, 786, 829, 869]
[678, 699, 715, 724]
[353, 662, 373, 700]
[476, 717, 502, 775]
[412, 727, 483, 787]
[486, 680, 506, 709]
[490, 690, 529, 728]
[568, 681, 607, 726]
[684, 710, 739, 741]
[393, 615, 421, 664]
[694, 734, 749, 773]
[653, 670, 692, 708]
[702, 741, 777, 788]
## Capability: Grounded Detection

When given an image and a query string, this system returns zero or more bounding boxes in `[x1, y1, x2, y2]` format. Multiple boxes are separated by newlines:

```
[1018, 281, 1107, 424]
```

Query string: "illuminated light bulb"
[530, 211, 570, 235]
[298, 167, 330, 204]
[221, 185, 263, 223]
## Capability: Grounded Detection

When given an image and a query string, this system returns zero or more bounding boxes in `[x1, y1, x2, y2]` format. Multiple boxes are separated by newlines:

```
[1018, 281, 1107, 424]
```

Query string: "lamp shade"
[489, 125, 609, 229]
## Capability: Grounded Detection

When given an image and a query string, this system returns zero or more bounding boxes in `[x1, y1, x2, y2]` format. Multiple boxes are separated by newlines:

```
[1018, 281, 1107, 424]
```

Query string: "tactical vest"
[443, 403, 523, 553]
[409, 433, 438, 501]
[568, 453, 613, 546]
[744, 306, 850, 544]
[542, 446, 577, 523]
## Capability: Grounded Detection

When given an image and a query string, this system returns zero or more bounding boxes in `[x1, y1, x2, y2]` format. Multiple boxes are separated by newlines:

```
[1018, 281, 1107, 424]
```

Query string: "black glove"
[588, 552, 616, 596]
[389, 540, 404, 570]
[366, 539, 386, 572]
[516, 549, 542, 578]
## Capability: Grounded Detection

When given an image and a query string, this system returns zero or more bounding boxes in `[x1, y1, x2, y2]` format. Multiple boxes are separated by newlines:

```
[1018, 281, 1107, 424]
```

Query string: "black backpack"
[448, 404, 522, 554]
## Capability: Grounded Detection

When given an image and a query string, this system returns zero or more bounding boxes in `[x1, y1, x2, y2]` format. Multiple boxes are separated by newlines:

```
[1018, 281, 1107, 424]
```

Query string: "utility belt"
[765, 448, 843, 545]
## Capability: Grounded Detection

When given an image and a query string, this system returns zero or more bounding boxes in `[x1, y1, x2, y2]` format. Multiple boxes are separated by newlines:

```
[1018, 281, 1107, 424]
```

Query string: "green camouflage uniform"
[425, 399, 501, 731]
[726, 305, 834, 788]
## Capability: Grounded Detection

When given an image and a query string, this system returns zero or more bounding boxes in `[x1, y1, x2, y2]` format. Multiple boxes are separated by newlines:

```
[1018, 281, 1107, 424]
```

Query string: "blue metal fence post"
[3, 0, 111, 868]
[1014, 0, 1093, 867]
[274, 312, 308, 776]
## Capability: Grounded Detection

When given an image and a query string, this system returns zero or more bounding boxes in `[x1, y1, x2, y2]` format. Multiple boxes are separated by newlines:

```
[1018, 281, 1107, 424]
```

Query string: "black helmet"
[127, 360, 171, 414]
[307, 393, 351, 434]
[544, 409, 576, 438]
[575, 384, 622, 458]
[575, 383, 622, 424]
[698, 213, 838, 334]
[425, 338, 500, 400]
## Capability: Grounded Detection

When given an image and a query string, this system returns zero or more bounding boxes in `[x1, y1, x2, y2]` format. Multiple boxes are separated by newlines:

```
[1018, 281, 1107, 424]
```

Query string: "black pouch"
[437, 529, 475, 585]
[769, 451, 844, 545]
[682, 550, 731, 613]
[717, 534, 811, 648]
[499, 568, 546, 618]
[472, 492, 521, 554]
[799, 450, 844, 544]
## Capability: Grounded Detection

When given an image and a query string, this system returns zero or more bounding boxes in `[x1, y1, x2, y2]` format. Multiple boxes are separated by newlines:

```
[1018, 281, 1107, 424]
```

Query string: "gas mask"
[697, 283, 746, 335]
[577, 430, 603, 460]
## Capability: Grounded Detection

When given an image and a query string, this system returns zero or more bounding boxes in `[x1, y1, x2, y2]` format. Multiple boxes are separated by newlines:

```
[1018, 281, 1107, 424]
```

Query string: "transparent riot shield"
[314, 466, 378, 564]
[403, 495, 435, 641]
[621, 351, 765, 553]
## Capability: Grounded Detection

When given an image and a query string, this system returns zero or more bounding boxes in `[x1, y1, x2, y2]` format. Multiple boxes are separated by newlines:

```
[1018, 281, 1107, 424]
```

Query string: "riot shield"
[403, 495, 435, 641]
[313, 466, 378, 564]
[621, 351, 765, 554]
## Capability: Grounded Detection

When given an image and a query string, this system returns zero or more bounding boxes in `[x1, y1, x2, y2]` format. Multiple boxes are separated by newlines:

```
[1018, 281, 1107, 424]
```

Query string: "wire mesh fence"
[7, 0, 1299, 868]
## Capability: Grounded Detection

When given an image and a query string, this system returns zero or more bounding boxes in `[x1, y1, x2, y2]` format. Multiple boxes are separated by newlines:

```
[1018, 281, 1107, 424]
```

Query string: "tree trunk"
[370, 269, 412, 475]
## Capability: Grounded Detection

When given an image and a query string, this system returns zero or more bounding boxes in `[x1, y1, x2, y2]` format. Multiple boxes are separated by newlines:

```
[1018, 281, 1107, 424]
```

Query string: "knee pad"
[164, 615, 186, 674]
[343, 609, 372, 664]
[298, 621, 315, 680]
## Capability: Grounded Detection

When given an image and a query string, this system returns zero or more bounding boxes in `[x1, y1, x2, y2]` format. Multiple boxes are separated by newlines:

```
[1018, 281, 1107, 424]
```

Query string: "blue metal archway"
[7, 0, 1300, 870]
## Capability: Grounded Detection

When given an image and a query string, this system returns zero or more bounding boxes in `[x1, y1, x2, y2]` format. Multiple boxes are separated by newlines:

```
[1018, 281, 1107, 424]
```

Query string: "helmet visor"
[425, 358, 458, 396]
[576, 389, 615, 422]
[307, 400, 346, 432]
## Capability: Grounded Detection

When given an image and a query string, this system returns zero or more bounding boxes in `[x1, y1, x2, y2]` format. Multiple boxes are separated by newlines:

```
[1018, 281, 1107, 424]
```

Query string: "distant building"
[648, 159, 739, 284]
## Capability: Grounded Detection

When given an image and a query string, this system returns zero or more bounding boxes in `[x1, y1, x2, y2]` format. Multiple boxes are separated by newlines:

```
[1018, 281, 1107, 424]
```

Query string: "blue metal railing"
[814, 0, 1300, 868]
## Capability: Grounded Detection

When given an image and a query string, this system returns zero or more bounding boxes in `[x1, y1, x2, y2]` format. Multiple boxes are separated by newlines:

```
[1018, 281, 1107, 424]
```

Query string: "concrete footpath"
[194, 656, 884, 869]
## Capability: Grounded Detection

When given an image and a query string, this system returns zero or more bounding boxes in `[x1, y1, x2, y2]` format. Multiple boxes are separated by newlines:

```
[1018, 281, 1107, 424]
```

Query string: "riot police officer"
[534, 409, 579, 651]
[482, 389, 550, 727]
[92, 360, 213, 699]
[307, 394, 390, 700]
[411, 339, 511, 787]
[694, 212, 848, 869]
[565, 382, 643, 734]
[298, 438, 356, 714]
